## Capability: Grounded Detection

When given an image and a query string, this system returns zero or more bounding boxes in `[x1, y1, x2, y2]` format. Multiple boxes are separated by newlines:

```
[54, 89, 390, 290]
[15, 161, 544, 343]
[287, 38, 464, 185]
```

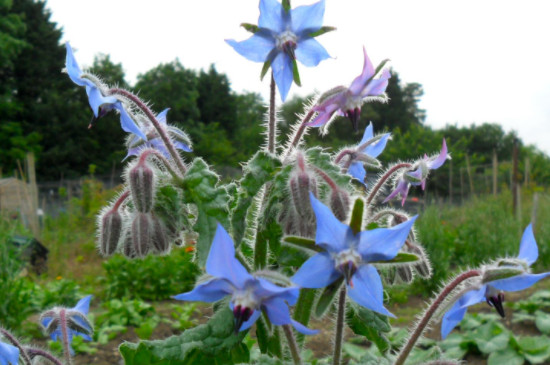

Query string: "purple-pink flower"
[307, 47, 390, 130]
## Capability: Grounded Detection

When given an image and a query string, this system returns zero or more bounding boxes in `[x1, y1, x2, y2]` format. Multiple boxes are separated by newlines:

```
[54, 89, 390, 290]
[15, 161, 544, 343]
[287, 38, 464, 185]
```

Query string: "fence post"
[448, 159, 453, 203]
[492, 149, 498, 196]
[465, 154, 474, 195]
[531, 192, 539, 228]
[512, 139, 519, 215]
[27, 152, 40, 237]
[460, 168, 464, 204]
[524, 157, 530, 185]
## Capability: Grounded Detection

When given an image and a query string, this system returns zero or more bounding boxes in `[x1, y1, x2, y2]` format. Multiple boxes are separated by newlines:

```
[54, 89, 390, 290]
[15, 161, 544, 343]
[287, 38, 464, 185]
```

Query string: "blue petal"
[271, 52, 294, 101]
[205, 224, 253, 288]
[86, 85, 117, 117]
[74, 295, 92, 315]
[114, 102, 147, 141]
[295, 38, 330, 67]
[291, 0, 325, 35]
[225, 33, 275, 63]
[358, 215, 417, 261]
[254, 278, 300, 305]
[291, 252, 340, 288]
[518, 224, 538, 266]
[358, 123, 374, 145]
[361, 69, 391, 97]
[364, 133, 391, 158]
[173, 278, 233, 302]
[490, 272, 550, 292]
[157, 108, 170, 124]
[263, 297, 318, 335]
[348, 162, 366, 185]
[441, 300, 468, 339]
[258, 0, 285, 32]
[240, 309, 261, 331]
[174, 141, 193, 153]
[310, 192, 350, 253]
[65, 43, 87, 87]
[347, 264, 394, 317]
[0, 342, 19, 365]
[427, 139, 449, 170]
[457, 286, 487, 309]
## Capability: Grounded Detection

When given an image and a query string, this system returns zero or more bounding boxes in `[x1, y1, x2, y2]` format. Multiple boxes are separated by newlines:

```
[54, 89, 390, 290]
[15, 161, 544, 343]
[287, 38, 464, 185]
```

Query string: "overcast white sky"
[46, 0, 550, 155]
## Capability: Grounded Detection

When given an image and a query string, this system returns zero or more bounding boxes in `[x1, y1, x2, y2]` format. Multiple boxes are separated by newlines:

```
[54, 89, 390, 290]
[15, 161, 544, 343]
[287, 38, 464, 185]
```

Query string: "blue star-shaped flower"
[40, 295, 94, 355]
[124, 108, 192, 160]
[292, 193, 417, 317]
[441, 224, 550, 338]
[65, 43, 146, 141]
[346, 122, 391, 185]
[174, 224, 317, 335]
[0, 341, 19, 365]
[226, 0, 331, 101]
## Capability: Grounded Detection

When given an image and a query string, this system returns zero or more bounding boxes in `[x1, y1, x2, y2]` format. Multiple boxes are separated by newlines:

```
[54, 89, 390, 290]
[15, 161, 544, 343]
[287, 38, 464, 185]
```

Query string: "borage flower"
[65, 43, 146, 140]
[174, 224, 317, 335]
[337, 122, 390, 185]
[40, 295, 94, 355]
[0, 341, 19, 365]
[384, 139, 449, 206]
[441, 224, 550, 338]
[307, 47, 390, 131]
[292, 193, 417, 316]
[226, 0, 331, 101]
[124, 108, 192, 160]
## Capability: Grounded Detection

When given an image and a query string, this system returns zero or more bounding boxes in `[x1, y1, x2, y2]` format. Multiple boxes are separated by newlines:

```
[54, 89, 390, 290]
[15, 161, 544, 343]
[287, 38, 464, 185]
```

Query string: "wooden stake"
[465, 154, 474, 195]
[512, 139, 519, 215]
[492, 149, 498, 196]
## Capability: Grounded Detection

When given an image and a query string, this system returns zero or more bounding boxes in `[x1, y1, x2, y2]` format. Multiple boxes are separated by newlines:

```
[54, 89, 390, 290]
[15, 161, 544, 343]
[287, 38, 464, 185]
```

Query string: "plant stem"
[283, 109, 315, 159]
[268, 72, 277, 154]
[139, 148, 182, 181]
[109, 88, 187, 175]
[59, 309, 72, 365]
[394, 270, 481, 365]
[0, 328, 32, 365]
[282, 324, 302, 365]
[332, 286, 347, 365]
[366, 162, 412, 206]
[26, 348, 64, 365]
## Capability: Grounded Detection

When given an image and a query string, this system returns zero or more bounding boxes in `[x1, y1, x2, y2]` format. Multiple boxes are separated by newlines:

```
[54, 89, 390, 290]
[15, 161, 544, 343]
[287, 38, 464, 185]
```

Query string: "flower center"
[485, 285, 505, 318]
[231, 288, 259, 333]
[334, 249, 362, 286]
[276, 30, 298, 59]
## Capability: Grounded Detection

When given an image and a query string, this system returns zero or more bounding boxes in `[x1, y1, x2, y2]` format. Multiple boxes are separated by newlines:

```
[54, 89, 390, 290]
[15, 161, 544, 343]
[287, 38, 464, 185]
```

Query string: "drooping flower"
[340, 122, 390, 185]
[65, 43, 146, 140]
[384, 139, 449, 206]
[292, 193, 417, 317]
[306, 47, 390, 130]
[40, 295, 94, 355]
[174, 224, 317, 335]
[441, 224, 550, 338]
[226, 0, 331, 101]
[0, 341, 19, 365]
[124, 108, 192, 160]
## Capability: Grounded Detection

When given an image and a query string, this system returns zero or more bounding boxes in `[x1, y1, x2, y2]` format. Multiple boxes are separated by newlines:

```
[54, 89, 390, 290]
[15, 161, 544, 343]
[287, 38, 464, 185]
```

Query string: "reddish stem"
[112, 191, 130, 211]
[0, 328, 32, 365]
[59, 309, 72, 365]
[366, 163, 412, 205]
[284, 110, 315, 159]
[268, 72, 276, 154]
[394, 270, 481, 365]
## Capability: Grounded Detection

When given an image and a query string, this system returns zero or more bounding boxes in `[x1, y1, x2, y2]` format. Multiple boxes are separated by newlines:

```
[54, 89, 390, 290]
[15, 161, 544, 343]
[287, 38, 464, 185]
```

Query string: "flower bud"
[151, 214, 170, 254]
[330, 188, 350, 222]
[129, 159, 155, 212]
[482, 265, 525, 284]
[408, 242, 432, 278]
[397, 266, 413, 283]
[289, 171, 317, 221]
[131, 212, 153, 258]
[98, 208, 123, 256]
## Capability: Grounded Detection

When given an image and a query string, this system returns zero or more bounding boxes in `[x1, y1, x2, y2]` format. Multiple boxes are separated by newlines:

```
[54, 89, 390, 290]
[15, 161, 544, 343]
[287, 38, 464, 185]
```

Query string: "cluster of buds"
[97, 149, 178, 258]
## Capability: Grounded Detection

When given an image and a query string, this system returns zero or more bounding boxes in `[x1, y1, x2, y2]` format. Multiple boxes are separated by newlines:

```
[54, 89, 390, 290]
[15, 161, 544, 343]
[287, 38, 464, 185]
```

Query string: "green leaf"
[473, 321, 509, 354]
[282, 0, 291, 12]
[309, 26, 337, 38]
[517, 335, 550, 364]
[120, 306, 246, 365]
[292, 288, 316, 345]
[315, 277, 344, 317]
[255, 315, 283, 359]
[371, 252, 420, 264]
[260, 60, 271, 81]
[346, 302, 391, 354]
[282, 236, 321, 252]
[292, 59, 301, 87]
[488, 347, 524, 365]
[180, 158, 230, 266]
[406, 346, 442, 365]
[343, 342, 368, 360]
[535, 310, 550, 334]
[240, 23, 259, 33]
[349, 198, 364, 234]
[230, 151, 281, 246]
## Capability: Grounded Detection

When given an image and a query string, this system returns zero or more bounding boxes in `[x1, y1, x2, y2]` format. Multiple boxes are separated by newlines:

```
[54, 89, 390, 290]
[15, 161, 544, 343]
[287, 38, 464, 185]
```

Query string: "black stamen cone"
[341, 261, 357, 286]
[487, 293, 506, 318]
[283, 41, 297, 60]
[233, 305, 253, 334]
[345, 108, 361, 131]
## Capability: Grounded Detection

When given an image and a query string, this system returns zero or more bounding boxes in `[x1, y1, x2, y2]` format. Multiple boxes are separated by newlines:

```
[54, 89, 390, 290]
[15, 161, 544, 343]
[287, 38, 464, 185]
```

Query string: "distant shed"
[0, 177, 34, 222]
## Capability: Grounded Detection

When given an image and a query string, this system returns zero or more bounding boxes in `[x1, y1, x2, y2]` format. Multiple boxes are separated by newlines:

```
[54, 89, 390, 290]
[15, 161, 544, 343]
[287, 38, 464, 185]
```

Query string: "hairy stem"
[26, 348, 64, 365]
[282, 324, 302, 365]
[268, 72, 277, 154]
[139, 148, 182, 181]
[59, 309, 72, 365]
[366, 163, 413, 206]
[332, 286, 347, 365]
[394, 270, 481, 365]
[109, 88, 187, 175]
[283, 109, 315, 159]
[0, 328, 32, 365]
